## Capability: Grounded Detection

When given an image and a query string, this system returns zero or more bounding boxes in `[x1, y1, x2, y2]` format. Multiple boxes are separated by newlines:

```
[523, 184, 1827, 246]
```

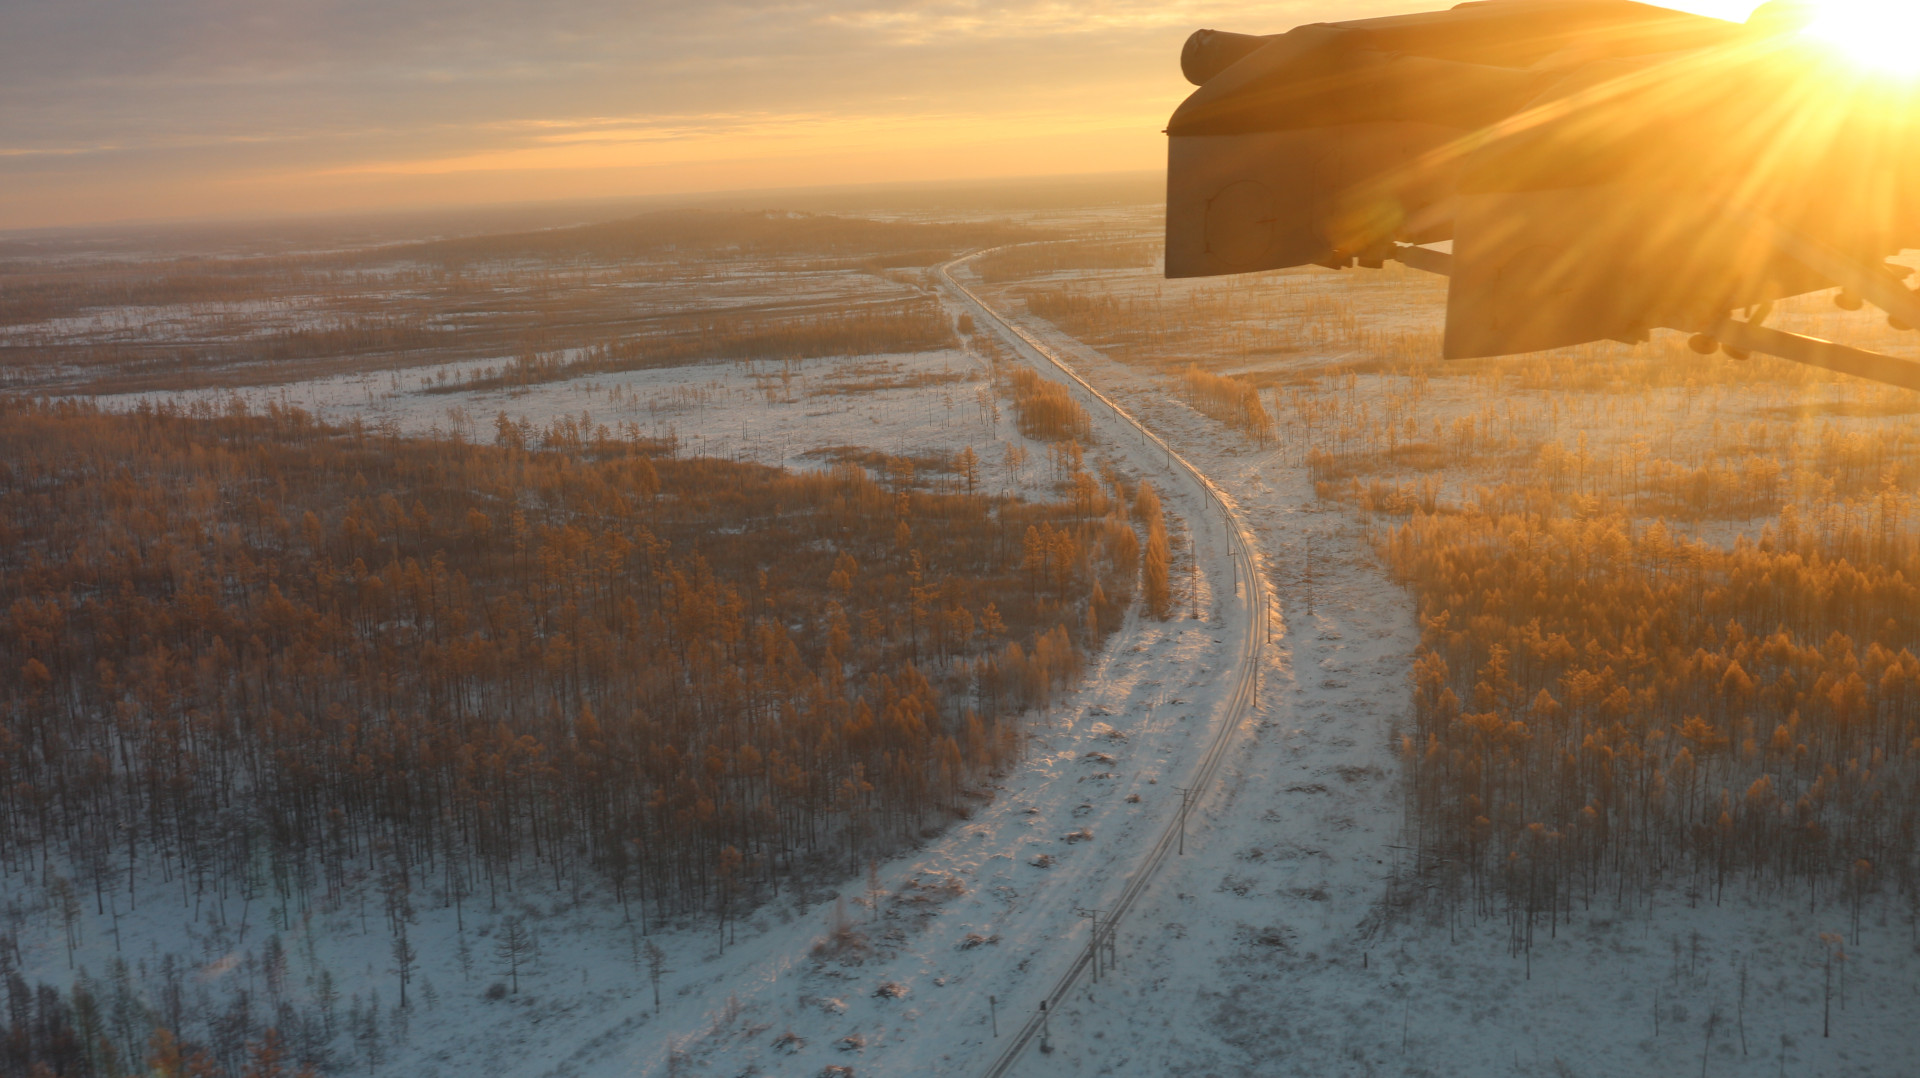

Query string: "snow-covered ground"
[90, 346, 1053, 497]
[961, 263, 1917, 1078]
[22, 253, 1260, 1078]
[18, 238, 1917, 1078]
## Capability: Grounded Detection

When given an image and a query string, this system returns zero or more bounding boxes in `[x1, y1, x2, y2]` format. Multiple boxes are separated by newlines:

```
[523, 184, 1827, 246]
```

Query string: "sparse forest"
[1006, 368, 1091, 443]
[1384, 483, 1920, 939]
[989, 238, 1920, 949]
[395, 209, 1045, 269]
[0, 395, 1144, 1076]
[1331, 390, 1920, 952]
[437, 298, 955, 393]
[1181, 364, 1273, 444]
[14, 208, 1913, 1075]
[0, 211, 1039, 395]
[1264, 336, 1920, 946]
[969, 239, 1158, 285]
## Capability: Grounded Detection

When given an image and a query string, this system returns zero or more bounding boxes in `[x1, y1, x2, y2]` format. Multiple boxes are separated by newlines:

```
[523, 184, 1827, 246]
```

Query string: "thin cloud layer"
[0, 0, 1756, 227]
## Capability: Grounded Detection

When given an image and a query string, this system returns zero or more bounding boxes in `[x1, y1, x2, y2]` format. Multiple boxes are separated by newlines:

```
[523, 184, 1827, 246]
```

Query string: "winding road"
[936, 251, 1277, 1078]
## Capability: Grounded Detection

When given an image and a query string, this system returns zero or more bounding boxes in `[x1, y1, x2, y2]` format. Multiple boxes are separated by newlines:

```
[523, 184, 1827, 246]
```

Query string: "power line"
[943, 250, 1274, 1078]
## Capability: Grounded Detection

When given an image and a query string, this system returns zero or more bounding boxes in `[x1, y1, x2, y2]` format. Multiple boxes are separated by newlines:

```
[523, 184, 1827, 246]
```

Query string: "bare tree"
[50, 877, 81, 969]
[315, 969, 338, 1038]
[390, 926, 417, 1008]
[1701, 1004, 1721, 1078]
[494, 918, 532, 994]
[355, 990, 384, 1074]
[1820, 932, 1844, 1037]
[644, 940, 670, 1014]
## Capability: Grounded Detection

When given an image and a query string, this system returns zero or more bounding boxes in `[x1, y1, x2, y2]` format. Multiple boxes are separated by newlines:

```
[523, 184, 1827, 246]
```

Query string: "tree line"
[437, 299, 956, 394]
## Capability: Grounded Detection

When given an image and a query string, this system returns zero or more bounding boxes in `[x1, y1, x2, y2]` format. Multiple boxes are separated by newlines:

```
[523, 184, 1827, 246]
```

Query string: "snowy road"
[576, 255, 1283, 1078]
[937, 251, 1276, 1076]
[942, 266, 1918, 1078]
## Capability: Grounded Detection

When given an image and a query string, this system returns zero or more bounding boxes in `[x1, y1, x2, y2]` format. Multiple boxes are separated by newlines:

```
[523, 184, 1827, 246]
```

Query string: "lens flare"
[1801, 0, 1920, 78]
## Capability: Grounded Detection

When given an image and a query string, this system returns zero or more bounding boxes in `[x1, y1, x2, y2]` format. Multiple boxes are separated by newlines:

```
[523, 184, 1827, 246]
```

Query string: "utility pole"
[1190, 522, 1201, 620]
[1076, 907, 1106, 983]
[1040, 1000, 1051, 1053]
[1305, 528, 1315, 616]
[989, 994, 998, 1038]
[1173, 786, 1192, 855]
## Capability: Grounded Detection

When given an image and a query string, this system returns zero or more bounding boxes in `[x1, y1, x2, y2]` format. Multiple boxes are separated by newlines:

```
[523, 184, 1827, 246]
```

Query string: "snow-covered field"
[16, 234, 1917, 1078]
[959, 263, 1916, 1078]
[91, 346, 1034, 494]
[40, 254, 1268, 1078]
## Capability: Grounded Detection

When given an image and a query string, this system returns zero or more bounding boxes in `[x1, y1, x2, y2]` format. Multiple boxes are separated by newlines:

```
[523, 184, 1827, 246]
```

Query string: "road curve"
[936, 251, 1275, 1078]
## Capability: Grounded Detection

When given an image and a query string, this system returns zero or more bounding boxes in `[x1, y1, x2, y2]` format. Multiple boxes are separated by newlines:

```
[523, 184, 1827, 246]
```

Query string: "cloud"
[0, 0, 1760, 227]
[818, 1, 1224, 42]
[322, 100, 1170, 177]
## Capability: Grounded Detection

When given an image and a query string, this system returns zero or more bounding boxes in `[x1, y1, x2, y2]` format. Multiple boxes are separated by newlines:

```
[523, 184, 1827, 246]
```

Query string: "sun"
[1798, 0, 1920, 78]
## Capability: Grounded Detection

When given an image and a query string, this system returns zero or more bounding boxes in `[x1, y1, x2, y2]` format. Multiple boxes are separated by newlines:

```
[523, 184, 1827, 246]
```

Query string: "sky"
[2, 0, 1762, 230]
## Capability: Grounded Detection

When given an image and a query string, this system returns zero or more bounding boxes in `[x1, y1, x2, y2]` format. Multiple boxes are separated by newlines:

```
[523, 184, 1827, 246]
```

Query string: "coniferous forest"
[0, 397, 1141, 1076]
